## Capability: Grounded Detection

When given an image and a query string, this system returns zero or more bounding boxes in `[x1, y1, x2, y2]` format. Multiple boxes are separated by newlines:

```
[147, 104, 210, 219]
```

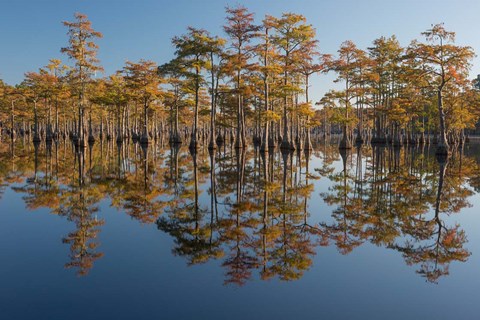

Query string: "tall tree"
[172, 27, 212, 150]
[296, 53, 330, 150]
[22, 70, 56, 143]
[61, 12, 103, 148]
[158, 58, 189, 145]
[409, 24, 474, 155]
[224, 5, 261, 149]
[123, 60, 162, 145]
[44, 58, 69, 139]
[269, 13, 317, 150]
[202, 33, 226, 150]
[329, 40, 366, 149]
[367, 36, 404, 144]
[256, 17, 281, 152]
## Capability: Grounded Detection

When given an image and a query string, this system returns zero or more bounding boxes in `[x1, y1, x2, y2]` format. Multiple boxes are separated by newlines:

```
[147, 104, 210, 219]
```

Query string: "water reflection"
[0, 137, 478, 284]
[319, 145, 474, 283]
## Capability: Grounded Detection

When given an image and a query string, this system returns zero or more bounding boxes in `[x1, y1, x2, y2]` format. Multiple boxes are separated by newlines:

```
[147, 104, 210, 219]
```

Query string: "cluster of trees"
[318, 26, 480, 156]
[2, 9, 478, 157]
[0, 9, 323, 154]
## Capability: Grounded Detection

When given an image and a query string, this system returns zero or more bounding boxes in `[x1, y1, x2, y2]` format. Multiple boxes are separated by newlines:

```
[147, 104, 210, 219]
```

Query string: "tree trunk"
[33, 100, 41, 143]
[436, 88, 449, 155]
[304, 75, 313, 150]
[140, 100, 149, 145]
[209, 52, 216, 150]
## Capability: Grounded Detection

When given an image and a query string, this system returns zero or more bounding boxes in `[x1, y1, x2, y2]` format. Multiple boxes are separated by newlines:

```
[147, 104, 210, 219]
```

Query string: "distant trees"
[21, 70, 61, 143]
[0, 11, 479, 157]
[322, 25, 478, 154]
[98, 73, 129, 143]
[154, 6, 329, 152]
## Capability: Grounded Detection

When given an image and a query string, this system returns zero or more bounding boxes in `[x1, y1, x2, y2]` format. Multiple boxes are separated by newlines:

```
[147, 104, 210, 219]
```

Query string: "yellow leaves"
[388, 99, 411, 125]
[265, 181, 281, 193]
[61, 12, 103, 74]
[123, 60, 163, 104]
[277, 84, 303, 97]
[269, 13, 313, 54]
[263, 110, 281, 122]
[296, 102, 314, 118]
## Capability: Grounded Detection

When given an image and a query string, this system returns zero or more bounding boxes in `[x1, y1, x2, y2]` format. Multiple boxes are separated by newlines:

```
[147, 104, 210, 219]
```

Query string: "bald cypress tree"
[61, 13, 103, 148]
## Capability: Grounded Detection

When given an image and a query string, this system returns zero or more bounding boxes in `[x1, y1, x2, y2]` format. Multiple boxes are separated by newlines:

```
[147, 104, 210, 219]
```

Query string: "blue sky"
[1, 0, 479, 102]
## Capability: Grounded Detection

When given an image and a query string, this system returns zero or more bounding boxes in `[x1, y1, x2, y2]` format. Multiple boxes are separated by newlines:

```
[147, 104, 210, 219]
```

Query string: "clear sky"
[1, 0, 479, 103]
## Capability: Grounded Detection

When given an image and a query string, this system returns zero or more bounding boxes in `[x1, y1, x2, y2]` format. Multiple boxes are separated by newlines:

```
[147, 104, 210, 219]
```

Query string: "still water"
[0, 138, 479, 320]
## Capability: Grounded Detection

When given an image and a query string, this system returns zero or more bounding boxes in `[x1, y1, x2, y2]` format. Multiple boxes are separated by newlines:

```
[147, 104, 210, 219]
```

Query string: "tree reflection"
[319, 143, 475, 283]
[57, 147, 104, 276]
[1, 137, 478, 283]
[320, 148, 365, 254]
[157, 147, 223, 266]
[391, 155, 472, 283]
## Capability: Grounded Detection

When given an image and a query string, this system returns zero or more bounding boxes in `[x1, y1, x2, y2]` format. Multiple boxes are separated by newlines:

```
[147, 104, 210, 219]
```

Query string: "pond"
[0, 137, 479, 320]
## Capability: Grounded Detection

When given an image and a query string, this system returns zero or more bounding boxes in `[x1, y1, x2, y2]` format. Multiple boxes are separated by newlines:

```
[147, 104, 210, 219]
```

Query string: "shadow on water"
[0, 137, 479, 284]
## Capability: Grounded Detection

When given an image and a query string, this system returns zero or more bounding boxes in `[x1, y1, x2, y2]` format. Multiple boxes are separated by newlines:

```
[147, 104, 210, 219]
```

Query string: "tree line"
[1, 7, 479, 156]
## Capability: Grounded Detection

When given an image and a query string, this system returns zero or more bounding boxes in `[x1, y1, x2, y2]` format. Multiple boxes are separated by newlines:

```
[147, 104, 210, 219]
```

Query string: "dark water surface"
[1, 139, 480, 320]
